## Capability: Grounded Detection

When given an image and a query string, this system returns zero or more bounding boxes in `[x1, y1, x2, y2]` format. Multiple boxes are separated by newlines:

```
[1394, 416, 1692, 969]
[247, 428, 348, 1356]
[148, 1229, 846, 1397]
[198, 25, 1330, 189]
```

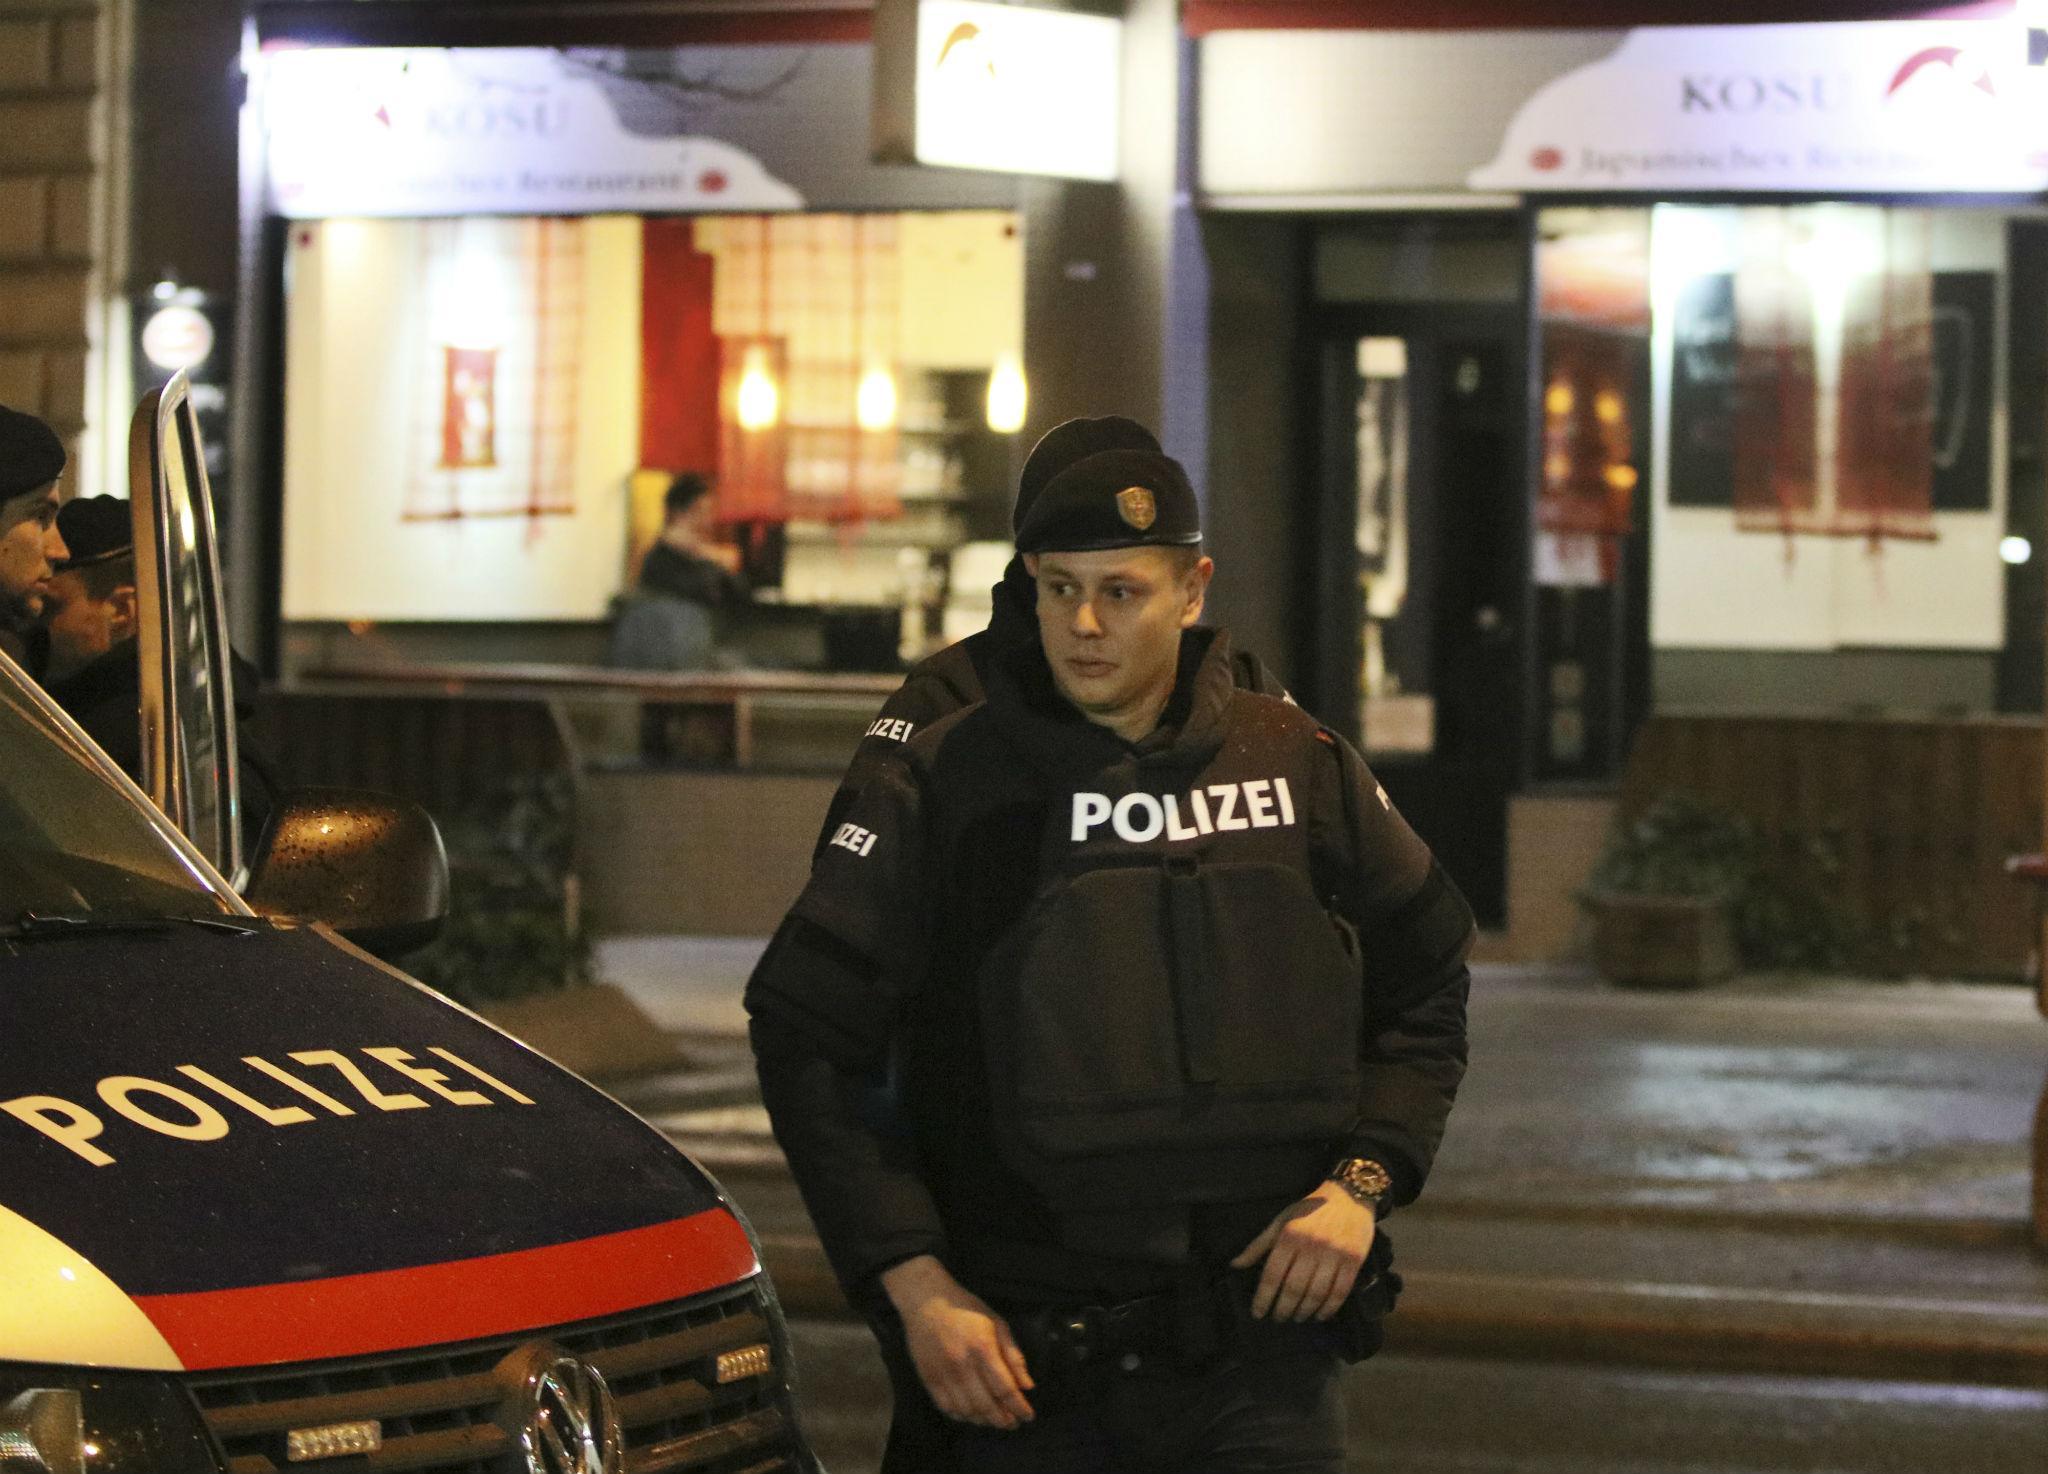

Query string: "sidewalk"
[599, 939, 2048, 1385]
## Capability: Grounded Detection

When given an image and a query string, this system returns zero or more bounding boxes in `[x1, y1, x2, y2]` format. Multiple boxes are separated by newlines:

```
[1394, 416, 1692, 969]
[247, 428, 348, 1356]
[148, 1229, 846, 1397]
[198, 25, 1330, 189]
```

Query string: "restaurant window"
[1641, 204, 2007, 710]
[1530, 201, 2018, 775]
[279, 209, 1024, 664]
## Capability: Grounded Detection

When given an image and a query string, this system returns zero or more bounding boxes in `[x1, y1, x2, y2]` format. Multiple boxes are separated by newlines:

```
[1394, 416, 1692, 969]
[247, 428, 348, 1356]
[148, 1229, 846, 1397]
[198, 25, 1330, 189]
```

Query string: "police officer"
[42, 496, 142, 776]
[747, 446, 1473, 1472]
[0, 403, 70, 669]
[42, 492, 276, 834]
[813, 415, 1286, 856]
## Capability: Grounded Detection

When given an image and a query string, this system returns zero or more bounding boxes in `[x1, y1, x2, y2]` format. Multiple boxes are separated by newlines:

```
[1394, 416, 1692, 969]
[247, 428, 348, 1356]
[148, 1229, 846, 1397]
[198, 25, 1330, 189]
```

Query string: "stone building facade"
[0, 0, 116, 483]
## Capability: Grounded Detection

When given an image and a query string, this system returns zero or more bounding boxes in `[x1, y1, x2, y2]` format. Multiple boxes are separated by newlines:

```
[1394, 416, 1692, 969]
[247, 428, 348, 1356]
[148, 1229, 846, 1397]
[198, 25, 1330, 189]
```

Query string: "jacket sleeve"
[748, 757, 949, 1302]
[1310, 731, 1474, 1209]
[810, 670, 972, 865]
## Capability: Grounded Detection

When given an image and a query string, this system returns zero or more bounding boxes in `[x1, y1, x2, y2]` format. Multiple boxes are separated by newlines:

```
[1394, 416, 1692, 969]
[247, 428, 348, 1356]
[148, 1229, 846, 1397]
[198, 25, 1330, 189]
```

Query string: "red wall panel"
[639, 218, 721, 478]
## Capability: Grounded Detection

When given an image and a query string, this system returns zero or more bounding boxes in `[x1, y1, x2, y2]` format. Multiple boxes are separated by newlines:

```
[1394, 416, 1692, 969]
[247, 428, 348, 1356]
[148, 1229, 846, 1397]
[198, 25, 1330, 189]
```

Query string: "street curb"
[1389, 1268, 2048, 1387]
[674, 1131, 2048, 1386]
[1406, 1196, 2034, 1249]
[749, 1233, 2048, 1389]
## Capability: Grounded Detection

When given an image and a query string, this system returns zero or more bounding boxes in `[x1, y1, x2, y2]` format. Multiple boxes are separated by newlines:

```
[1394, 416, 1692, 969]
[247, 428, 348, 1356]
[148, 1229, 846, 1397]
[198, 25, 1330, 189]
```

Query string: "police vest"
[974, 695, 1362, 1215]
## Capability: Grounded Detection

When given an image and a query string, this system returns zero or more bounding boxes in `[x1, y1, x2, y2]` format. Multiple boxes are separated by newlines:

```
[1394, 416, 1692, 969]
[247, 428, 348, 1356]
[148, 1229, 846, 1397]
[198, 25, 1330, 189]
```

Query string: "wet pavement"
[780, 1322, 2048, 1474]
[606, 945, 2041, 1229]
[596, 942, 2048, 1471]
[1422, 968, 2038, 1226]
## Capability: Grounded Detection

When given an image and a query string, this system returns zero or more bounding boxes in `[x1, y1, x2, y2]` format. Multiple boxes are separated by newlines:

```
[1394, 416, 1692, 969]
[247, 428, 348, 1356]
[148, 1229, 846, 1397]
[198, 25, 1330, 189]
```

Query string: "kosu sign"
[1199, 19, 2048, 201]
[1678, 72, 1852, 114]
[257, 47, 803, 217]
[1468, 20, 2048, 194]
[415, 98, 572, 140]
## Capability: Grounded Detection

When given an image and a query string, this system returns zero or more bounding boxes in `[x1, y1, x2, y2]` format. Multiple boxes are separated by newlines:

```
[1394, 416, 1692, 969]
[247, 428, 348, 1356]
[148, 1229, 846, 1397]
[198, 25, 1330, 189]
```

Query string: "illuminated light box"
[257, 47, 803, 218]
[873, 0, 1121, 183]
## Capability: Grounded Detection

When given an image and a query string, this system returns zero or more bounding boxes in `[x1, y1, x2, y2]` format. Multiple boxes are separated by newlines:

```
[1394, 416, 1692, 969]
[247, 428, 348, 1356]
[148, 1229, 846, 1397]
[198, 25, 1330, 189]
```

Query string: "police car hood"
[0, 923, 755, 1372]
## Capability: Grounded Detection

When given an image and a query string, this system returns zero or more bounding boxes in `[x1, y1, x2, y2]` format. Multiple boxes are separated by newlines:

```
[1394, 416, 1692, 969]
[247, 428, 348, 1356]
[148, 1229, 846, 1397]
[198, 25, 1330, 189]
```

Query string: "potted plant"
[405, 774, 687, 1079]
[1580, 792, 1753, 989]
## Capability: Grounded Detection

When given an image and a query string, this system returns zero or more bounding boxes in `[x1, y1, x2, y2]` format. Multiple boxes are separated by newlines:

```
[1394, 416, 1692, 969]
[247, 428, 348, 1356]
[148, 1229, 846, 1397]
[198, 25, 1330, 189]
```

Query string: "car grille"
[183, 1281, 798, 1474]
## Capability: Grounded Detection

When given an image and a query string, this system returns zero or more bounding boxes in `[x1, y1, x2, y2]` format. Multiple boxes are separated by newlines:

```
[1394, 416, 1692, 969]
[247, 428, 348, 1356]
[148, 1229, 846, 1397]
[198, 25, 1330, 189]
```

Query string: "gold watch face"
[1338, 1158, 1392, 1200]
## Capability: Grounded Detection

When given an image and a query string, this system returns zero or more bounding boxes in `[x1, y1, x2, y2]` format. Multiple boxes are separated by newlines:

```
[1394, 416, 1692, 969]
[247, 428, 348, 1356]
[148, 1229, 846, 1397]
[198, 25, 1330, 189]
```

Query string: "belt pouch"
[1329, 1230, 1401, 1363]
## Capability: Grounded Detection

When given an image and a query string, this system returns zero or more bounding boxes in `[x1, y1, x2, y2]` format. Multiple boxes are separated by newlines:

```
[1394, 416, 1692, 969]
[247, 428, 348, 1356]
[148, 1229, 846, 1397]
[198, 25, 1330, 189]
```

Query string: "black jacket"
[46, 642, 276, 851]
[45, 642, 142, 781]
[814, 559, 1290, 856]
[639, 541, 749, 609]
[749, 626, 1473, 1310]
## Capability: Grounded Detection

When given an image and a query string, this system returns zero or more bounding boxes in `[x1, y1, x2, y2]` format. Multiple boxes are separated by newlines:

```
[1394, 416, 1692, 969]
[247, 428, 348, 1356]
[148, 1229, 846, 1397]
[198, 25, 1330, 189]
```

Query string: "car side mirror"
[245, 788, 450, 960]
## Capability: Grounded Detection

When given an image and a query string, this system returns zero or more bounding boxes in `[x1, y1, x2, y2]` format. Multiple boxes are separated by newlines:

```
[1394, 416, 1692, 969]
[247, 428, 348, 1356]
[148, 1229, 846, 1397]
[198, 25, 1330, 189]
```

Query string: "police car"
[0, 378, 819, 1474]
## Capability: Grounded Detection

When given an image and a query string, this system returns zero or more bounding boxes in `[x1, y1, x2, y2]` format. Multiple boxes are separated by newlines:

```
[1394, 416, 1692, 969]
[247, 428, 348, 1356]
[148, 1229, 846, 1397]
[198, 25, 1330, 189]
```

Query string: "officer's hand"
[1229, 1182, 1375, 1323]
[881, 1254, 1036, 1429]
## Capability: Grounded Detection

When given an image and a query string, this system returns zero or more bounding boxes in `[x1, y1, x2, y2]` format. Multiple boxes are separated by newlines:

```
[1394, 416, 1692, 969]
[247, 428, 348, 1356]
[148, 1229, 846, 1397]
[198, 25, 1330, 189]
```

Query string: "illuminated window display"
[1636, 204, 2005, 656]
[280, 210, 1023, 628]
[252, 38, 1025, 661]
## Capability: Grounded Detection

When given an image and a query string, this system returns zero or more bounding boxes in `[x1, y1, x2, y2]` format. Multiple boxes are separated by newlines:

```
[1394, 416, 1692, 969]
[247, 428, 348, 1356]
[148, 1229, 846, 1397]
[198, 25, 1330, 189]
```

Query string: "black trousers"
[886, 1348, 1347, 1474]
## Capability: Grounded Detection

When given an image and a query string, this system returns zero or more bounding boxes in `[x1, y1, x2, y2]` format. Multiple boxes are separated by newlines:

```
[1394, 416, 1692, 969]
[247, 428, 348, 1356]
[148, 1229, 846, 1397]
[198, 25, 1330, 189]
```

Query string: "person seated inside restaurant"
[610, 470, 751, 673]
[611, 471, 756, 763]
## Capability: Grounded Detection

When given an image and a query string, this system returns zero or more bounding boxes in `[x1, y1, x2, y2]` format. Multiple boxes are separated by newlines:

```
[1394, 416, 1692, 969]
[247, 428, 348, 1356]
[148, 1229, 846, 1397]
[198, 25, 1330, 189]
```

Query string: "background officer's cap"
[0, 403, 65, 501]
[1014, 416, 1160, 534]
[55, 495, 133, 571]
[1014, 447, 1202, 555]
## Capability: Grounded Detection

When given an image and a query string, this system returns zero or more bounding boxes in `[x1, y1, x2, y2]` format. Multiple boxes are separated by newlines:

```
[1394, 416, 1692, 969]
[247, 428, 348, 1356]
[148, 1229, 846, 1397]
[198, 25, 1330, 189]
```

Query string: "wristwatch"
[1327, 1156, 1394, 1215]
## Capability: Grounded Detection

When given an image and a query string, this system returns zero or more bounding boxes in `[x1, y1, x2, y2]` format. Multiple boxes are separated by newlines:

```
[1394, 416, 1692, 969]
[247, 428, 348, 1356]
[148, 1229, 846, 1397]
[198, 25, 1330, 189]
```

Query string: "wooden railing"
[1622, 712, 2043, 978]
[249, 689, 570, 820]
[280, 663, 900, 769]
[249, 663, 900, 812]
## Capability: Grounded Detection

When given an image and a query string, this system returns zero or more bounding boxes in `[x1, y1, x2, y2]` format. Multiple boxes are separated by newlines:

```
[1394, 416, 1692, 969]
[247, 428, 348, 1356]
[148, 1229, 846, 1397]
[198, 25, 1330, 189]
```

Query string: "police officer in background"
[813, 415, 1287, 856]
[42, 496, 143, 776]
[0, 403, 70, 671]
[748, 446, 1474, 1472]
[42, 493, 276, 837]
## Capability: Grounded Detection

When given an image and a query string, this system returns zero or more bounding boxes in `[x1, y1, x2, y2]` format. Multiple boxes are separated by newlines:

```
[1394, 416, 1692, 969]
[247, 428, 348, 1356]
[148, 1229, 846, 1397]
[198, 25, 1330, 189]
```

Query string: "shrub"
[1586, 792, 1854, 969]
[402, 773, 591, 1005]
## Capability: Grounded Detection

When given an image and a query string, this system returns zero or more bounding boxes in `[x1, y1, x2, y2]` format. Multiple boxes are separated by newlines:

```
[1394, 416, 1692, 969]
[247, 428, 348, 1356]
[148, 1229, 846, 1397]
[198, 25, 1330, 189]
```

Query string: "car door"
[127, 370, 243, 887]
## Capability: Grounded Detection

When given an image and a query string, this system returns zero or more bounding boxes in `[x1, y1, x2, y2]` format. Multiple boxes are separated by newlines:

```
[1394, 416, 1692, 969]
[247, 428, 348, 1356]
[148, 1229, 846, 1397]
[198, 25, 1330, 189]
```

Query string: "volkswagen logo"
[517, 1356, 622, 1474]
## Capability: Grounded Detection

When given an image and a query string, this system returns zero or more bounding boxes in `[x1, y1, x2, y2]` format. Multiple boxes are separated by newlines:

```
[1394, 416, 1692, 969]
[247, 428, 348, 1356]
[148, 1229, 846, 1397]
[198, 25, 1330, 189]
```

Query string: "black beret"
[0, 402, 65, 501]
[1014, 448, 1201, 555]
[55, 495, 133, 570]
[1015, 415, 1160, 532]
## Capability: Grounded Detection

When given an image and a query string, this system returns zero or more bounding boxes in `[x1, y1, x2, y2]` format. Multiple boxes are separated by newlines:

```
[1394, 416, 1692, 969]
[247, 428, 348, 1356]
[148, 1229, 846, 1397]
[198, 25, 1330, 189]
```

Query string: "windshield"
[0, 657, 237, 922]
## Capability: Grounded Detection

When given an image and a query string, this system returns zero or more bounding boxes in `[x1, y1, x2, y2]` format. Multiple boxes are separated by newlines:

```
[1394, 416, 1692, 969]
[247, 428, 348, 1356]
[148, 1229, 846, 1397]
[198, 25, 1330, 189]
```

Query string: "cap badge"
[1116, 486, 1157, 531]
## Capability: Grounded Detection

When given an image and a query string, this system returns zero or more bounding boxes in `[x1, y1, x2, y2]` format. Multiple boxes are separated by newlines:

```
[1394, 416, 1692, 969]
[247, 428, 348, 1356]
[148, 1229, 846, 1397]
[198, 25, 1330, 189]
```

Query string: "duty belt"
[1006, 1233, 1400, 1380]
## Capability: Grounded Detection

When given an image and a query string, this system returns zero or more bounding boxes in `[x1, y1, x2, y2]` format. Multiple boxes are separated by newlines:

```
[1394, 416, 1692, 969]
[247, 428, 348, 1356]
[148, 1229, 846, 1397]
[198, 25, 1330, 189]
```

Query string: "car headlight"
[0, 1367, 215, 1474]
[0, 1388, 81, 1474]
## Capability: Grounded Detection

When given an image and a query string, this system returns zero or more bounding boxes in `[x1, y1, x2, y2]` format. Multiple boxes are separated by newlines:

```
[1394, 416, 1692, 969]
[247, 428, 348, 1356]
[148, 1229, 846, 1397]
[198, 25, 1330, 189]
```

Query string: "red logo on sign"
[1887, 46, 1995, 99]
[699, 170, 728, 194]
[1531, 146, 1564, 172]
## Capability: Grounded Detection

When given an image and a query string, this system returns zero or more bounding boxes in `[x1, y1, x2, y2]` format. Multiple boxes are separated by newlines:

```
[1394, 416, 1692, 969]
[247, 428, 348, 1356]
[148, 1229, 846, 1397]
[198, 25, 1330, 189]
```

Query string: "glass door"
[1314, 305, 1524, 927]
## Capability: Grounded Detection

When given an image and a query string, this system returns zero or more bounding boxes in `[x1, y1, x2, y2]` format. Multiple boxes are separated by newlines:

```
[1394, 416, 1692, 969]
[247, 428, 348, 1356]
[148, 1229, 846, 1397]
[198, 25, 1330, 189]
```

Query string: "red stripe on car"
[131, 1209, 760, 1370]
